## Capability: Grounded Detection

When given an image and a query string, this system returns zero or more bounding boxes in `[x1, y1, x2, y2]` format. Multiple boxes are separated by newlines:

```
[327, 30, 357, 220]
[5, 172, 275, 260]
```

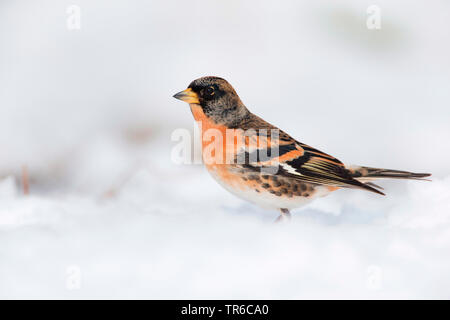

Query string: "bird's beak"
[173, 88, 200, 104]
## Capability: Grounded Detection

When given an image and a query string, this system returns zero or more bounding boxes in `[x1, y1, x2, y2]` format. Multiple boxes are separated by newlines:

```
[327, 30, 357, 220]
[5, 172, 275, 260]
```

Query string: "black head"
[173, 76, 249, 125]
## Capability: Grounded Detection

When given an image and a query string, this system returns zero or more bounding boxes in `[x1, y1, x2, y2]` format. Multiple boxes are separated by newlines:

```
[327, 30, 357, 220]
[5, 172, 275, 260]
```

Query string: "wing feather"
[240, 134, 384, 195]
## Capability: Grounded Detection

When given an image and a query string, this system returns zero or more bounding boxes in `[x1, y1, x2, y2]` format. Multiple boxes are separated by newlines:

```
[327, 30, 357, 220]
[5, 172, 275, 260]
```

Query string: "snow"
[1, 155, 450, 299]
[1, 0, 450, 299]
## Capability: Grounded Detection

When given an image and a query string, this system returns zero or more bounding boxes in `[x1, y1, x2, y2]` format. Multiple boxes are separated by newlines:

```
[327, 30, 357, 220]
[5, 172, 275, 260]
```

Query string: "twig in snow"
[22, 165, 29, 195]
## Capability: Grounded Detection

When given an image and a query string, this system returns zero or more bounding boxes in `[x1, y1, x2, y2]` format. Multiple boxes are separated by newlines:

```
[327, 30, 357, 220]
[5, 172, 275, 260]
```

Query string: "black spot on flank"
[261, 183, 270, 189]
[280, 188, 288, 194]
[300, 184, 307, 191]
[255, 189, 260, 193]
[262, 175, 270, 180]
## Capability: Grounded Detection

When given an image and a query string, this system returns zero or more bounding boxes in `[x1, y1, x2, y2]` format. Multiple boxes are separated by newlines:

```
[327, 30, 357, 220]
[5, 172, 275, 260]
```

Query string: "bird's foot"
[274, 208, 291, 223]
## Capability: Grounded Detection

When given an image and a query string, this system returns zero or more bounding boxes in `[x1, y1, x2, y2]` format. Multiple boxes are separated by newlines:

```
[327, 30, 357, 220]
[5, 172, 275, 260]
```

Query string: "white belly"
[207, 167, 332, 210]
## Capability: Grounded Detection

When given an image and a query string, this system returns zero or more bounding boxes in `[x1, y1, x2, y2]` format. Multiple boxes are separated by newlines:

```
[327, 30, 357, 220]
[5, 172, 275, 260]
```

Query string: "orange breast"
[190, 104, 241, 168]
[190, 104, 246, 187]
[190, 104, 227, 146]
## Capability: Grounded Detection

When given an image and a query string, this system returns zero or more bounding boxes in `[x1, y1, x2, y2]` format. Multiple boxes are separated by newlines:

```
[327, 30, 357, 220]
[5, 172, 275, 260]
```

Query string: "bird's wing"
[240, 129, 384, 195]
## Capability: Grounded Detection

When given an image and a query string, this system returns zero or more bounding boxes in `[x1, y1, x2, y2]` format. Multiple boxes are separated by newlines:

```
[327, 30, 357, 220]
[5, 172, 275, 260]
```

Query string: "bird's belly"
[205, 164, 332, 210]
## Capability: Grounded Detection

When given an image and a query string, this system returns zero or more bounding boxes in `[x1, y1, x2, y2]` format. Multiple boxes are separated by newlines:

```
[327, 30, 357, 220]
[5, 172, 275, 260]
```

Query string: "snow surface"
[1, 147, 450, 299]
[1, 0, 450, 299]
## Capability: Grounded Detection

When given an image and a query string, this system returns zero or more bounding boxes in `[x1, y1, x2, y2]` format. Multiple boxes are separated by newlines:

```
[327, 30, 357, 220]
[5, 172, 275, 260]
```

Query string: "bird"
[173, 76, 430, 222]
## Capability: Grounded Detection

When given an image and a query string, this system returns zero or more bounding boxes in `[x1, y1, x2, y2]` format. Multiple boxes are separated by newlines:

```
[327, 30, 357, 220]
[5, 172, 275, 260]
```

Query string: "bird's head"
[173, 76, 249, 126]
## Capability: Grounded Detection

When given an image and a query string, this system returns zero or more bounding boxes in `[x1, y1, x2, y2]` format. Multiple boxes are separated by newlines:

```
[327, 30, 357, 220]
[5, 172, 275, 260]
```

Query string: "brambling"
[173, 76, 430, 221]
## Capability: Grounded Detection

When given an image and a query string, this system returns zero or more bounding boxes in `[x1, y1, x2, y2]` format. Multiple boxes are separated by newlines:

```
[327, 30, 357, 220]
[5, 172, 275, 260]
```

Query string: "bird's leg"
[274, 208, 291, 223]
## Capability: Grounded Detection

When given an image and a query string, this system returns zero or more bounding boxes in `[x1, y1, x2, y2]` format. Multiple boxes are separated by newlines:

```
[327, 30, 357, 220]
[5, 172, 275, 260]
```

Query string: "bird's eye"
[205, 86, 214, 96]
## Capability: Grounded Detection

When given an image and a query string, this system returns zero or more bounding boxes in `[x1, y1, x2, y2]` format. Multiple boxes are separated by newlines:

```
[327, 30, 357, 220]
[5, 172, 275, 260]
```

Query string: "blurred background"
[1, 0, 449, 299]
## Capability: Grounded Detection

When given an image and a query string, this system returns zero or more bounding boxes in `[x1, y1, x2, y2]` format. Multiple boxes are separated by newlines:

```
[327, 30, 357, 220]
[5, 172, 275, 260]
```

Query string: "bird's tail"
[346, 165, 431, 195]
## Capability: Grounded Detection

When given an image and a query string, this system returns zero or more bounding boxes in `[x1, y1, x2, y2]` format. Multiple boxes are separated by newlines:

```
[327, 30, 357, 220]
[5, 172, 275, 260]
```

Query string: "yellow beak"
[173, 88, 200, 104]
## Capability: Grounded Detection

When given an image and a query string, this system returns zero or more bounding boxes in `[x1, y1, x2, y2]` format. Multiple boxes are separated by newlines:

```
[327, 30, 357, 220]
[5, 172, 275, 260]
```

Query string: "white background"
[0, 0, 449, 299]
